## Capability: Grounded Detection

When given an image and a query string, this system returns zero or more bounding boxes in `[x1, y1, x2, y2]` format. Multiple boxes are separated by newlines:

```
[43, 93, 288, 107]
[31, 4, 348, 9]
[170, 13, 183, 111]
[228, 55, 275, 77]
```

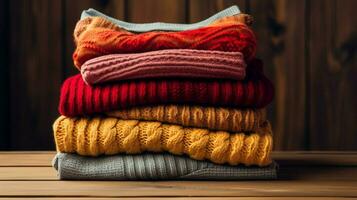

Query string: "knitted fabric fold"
[107, 105, 266, 132]
[59, 59, 274, 117]
[81, 49, 246, 84]
[53, 116, 273, 166]
[80, 6, 252, 32]
[73, 16, 256, 68]
[53, 153, 278, 180]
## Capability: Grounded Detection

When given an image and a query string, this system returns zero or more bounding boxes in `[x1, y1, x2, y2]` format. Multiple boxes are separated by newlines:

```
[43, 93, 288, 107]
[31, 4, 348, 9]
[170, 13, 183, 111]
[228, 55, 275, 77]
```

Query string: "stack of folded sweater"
[52, 5, 278, 180]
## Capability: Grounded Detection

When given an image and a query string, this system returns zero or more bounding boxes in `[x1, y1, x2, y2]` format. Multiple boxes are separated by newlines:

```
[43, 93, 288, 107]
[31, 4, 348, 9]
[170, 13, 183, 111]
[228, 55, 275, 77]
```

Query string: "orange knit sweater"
[54, 116, 273, 166]
[107, 105, 266, 132]
[73, 16, 257, 68]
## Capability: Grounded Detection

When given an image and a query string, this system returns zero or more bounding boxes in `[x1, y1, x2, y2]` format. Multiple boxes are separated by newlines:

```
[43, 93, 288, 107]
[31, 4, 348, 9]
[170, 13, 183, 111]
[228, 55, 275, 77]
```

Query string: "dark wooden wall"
[0, 0, 356, 150]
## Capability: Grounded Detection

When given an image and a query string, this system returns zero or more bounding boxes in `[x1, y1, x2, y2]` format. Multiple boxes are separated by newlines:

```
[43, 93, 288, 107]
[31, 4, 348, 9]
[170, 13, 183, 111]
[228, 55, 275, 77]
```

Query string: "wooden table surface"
[0, 151, 356, 199]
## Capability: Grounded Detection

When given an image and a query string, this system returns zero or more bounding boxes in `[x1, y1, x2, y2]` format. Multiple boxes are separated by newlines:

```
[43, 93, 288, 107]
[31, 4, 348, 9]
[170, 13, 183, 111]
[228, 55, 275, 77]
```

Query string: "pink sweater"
[81, 49, 246, 84]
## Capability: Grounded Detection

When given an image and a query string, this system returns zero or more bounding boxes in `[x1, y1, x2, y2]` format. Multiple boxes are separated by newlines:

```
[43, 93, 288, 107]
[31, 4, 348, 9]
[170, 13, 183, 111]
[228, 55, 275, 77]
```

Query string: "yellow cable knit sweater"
[107, 105, 266, 132]
[53, 116, 273, 166]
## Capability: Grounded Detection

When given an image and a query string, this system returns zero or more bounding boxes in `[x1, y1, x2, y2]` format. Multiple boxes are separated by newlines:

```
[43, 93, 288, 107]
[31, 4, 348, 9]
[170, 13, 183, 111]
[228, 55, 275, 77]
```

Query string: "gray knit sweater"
[80, 5, 240, 32]
[53, 153, 277, 180]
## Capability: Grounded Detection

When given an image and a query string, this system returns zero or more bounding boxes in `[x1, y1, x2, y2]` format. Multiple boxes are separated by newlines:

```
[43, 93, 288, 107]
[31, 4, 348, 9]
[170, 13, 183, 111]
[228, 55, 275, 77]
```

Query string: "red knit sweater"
[59, 59, 274, 117]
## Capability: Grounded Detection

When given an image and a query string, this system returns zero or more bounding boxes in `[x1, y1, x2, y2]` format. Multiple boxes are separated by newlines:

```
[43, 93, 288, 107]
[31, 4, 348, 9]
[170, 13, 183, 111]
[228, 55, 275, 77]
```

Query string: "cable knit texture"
[107, 105, 266, 132]
[53, 116, 273, 166]
[59, 59, 274, 117]
[73, 16, 256, 68]
[81, 49, 246, 84]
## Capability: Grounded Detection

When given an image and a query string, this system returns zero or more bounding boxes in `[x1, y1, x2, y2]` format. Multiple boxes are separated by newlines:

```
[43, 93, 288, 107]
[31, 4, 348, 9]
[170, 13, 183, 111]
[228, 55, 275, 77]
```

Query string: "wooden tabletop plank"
[0, 167, 56, 180]
[0, 151, 356, 198]
[1, 151, 356, 167]
[1, 166, 357, 181]
[0, 198, 355, 200]
[0, 181, 356, 197]
[0, 152, 55, 166]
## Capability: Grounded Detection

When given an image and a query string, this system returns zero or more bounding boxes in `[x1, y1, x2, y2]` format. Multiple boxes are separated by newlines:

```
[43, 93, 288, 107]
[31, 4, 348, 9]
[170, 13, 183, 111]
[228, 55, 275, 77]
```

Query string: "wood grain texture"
[0, 198, 353, 200]
[0, 151, 55, 166]
[2, 166, 357, 181]
[308, 0, 357, 150]
[272, 0, 306, 150]
[127, 0, 186, 23]
[1, 152, 356, 198]
[0, 198, 354, 200]
[0, 180, 356, 197]
[188, 0, 247, 23]
[0, 167, 56, 180]
[8, 0, 63, 150]
[248, 0, 307, 150]
[248, 0, 278, 150]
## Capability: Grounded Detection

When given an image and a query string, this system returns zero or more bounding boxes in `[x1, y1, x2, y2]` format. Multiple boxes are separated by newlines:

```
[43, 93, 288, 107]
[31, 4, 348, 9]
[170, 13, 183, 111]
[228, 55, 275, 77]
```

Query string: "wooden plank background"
[0, 0, 356, 150]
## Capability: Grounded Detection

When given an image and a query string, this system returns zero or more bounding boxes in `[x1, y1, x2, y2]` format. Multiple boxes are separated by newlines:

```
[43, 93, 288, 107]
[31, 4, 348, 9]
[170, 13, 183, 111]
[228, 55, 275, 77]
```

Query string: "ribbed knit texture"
[73, 16, 256, 68]
[80, 6, 249, 32]
[107, 105, 266, 132]
[53, 116, 273, 166]
[59, 59, 274, 117]
[81, 49, 246, 84]
[53, 153, 278, 180]
[75, 13, 254, 40]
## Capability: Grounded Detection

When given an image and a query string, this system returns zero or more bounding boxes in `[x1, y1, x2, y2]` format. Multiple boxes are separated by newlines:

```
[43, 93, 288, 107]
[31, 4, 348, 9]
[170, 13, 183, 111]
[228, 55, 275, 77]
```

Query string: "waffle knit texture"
[53, 153, 278, 180]
[80, 6, 246, 32]
[107, 105, 266, 132]
[73, 16, 256, 68]
[53, 116, 273, 166]
[81, 49, 246, 84]
[59, 59, 274, 117]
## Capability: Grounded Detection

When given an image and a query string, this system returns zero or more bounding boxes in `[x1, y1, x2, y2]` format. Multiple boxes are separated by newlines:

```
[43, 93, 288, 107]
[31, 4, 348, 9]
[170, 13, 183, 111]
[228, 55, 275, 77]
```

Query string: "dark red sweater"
[59, 59, 274, 117]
